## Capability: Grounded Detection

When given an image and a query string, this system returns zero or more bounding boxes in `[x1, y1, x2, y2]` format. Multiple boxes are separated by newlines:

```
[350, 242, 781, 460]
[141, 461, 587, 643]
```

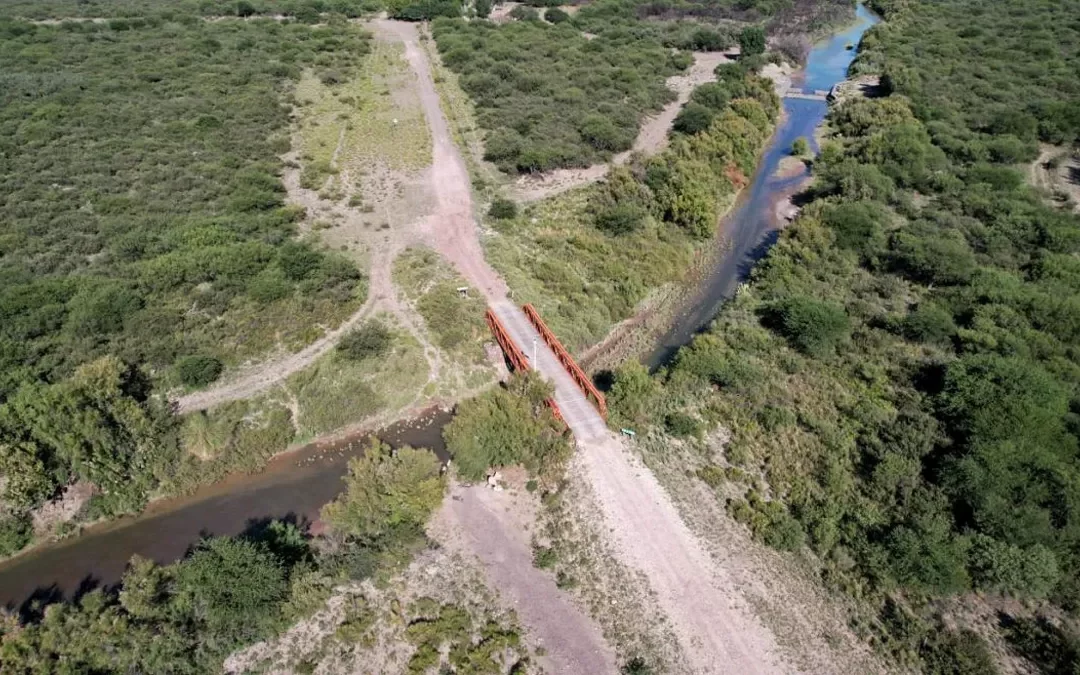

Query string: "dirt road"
[578, 435, 789, 674]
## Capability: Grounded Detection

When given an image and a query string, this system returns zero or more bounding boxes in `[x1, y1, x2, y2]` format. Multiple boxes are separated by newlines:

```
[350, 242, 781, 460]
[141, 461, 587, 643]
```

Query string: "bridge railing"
[521, 304, 608, 419]
[485, 308, 565, 424]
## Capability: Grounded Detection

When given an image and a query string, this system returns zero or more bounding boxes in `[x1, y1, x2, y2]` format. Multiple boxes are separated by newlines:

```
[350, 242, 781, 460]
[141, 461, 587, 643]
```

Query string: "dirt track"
[578, 435, 789, 674]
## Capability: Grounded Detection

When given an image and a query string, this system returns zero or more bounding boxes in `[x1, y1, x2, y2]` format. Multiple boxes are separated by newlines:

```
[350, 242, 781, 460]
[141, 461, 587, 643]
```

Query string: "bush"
[900, 303, 955, 344]
[672, 103, 715, 135]
[595, 203, 648, 235]
[821, 200, 888, 260]
[488, 198, 518, 220]
[508, 5, 540, 20]
[544, 7, 569, 23]
[0, 514, 31, 557]
[443, 373, 570, 481]
[664, 412, 701, 438]
[738, 26, 766, 57]
[176, 354, 224, 387]
[689, 82, 730, 111]
[764, 297, 850, 357]
[337, 321, 393, 361]
[791, 136, 810, 156]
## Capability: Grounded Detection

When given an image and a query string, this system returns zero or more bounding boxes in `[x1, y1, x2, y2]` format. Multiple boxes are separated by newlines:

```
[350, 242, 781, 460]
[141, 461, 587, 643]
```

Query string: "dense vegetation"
[0, 14, 375, 555]
[432, 17, 685, 173]
[0, 17, 368, 398]
[487, 63, 778, 350]
[608, 0, 1080, 668]
[0, 440, 447, 673]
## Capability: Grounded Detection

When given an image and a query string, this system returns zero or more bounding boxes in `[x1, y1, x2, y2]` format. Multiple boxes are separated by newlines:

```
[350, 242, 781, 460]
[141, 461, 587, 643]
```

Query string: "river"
[0, 7, 880, 611]
[647, 4, 881, 367]
[0, 407, 451, 610]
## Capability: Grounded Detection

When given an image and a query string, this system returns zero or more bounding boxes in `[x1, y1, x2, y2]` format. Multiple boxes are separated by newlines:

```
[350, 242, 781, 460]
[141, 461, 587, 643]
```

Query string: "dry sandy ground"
[514, 51, 732, 202]
[576, 434, 791, 674]
[430, 481, 618, 674]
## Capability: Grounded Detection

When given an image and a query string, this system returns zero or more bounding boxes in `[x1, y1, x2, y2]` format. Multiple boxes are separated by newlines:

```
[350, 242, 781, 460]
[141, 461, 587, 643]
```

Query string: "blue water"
[646, 5, 881, 367]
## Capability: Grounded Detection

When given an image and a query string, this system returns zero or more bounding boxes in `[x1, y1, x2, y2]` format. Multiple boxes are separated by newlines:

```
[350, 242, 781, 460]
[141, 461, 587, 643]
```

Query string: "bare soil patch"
[1029, 143, 1080, 213]
[430, 480, 618, 674]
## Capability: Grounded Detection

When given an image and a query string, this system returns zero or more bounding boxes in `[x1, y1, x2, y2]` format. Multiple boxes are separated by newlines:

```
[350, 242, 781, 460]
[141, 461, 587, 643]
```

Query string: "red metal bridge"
[485, 301, 608, 440]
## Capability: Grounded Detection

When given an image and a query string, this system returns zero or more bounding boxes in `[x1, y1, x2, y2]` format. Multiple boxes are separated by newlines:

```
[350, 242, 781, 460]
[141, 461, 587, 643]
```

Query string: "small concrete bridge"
[783, 88, 831, 102]
[486, 301, 609, 440]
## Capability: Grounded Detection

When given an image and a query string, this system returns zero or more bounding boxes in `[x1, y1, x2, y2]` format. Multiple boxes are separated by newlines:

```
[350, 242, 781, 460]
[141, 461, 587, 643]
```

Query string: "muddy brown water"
[0, 407, 452, 611]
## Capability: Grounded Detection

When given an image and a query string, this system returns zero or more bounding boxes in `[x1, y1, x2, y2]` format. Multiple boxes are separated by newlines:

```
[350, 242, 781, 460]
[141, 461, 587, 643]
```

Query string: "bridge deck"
[490, 300, 609, 441]
[783, 90, 829, 101]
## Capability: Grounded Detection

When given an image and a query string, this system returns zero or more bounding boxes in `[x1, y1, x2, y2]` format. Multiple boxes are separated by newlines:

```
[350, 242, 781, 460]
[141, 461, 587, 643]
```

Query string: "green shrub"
[508, 5, 539, 20]
[176, 354, 224, 387]
[533, 545, 557, 568]
[672, 103, 715, 135]
[821, 200, 888, 260]
[595, 203, 648, 235]
[919, 628, 998, 675]
[337, 321, 393, 361]
[689, 82, 730, 111]
[664, 412, 701, 438]
[0, 514, 32, 557]
[622, 657, 655, 675]
[791, 136, 810, 156]
[763, 297, 850, 357]
[738, 26, 766, 56]
[443, 373, 570, 481]
[488, 198, 518, 220]
[544, 7, 569, 23]
[899, 303, 955, 344]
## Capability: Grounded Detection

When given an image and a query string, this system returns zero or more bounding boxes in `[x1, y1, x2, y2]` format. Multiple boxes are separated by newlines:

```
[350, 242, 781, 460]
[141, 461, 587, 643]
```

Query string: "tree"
[172, 537, 288, 643]
[443, 373, 569, 480]
[738, 26, 766, 57]
[764, 296, 850, 357]
[0, 356, 174, 515]
[321, 439, 444, 542]
[475, 0, 492, 17]
[236, 0, 256, 16]
[791, 136, 809, 156]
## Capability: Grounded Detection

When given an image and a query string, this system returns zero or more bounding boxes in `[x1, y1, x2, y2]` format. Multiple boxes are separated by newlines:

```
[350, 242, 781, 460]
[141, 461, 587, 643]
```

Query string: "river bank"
[588, 5, 881, 371]
[0, 406, 451, 610]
